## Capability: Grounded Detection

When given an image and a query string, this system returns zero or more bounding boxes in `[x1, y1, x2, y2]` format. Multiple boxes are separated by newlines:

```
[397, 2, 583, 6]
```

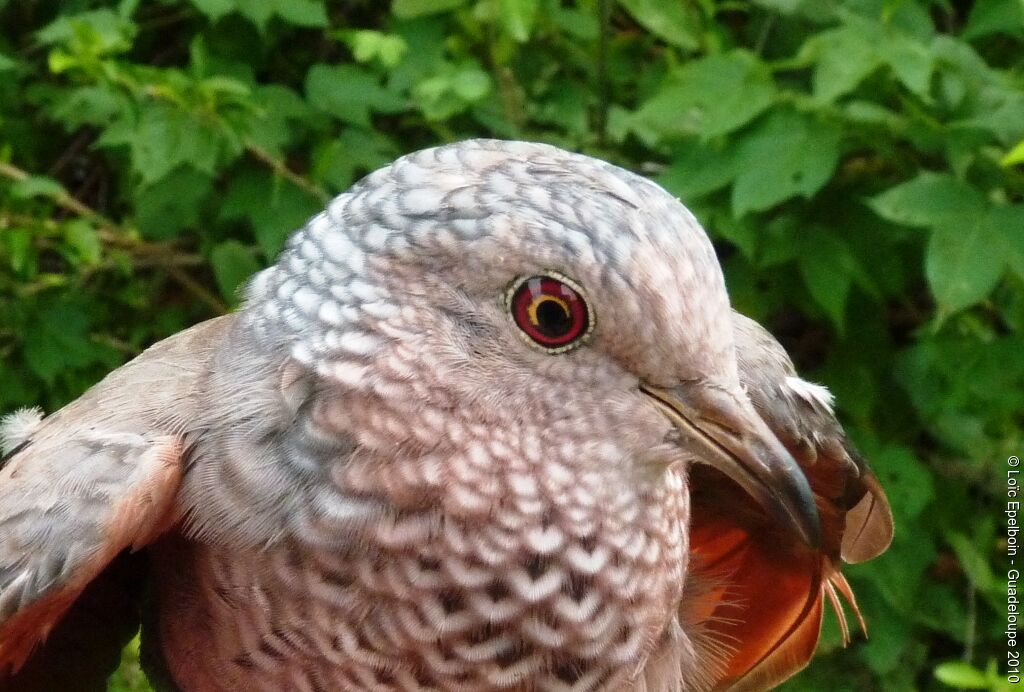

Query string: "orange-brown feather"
[0, 438, 182, 673]
[685, 467, 823, 691]
[684, 430, 891, 691]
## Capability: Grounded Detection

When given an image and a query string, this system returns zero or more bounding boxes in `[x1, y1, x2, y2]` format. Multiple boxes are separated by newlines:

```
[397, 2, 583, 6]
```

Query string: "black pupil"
[536, 298, 572, 337]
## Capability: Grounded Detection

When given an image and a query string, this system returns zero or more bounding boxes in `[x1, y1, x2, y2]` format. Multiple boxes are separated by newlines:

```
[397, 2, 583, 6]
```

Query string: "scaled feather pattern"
[0, 140, 892, 692]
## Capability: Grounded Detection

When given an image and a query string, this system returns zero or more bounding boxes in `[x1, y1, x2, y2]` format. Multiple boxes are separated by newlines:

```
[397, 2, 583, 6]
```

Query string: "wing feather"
[680, 313, 894, 691]
[0, 316, 234, 676]
[685, 468, 825, 692]
[841, 472, 894, 564]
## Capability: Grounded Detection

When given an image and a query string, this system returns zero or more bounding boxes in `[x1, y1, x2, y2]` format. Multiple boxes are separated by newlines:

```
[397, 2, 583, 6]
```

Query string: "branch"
[166, 266, 228, 314]
[0, 158, 227, 314]
[245, 143, 330, 203]
[0, 160, 117, 228]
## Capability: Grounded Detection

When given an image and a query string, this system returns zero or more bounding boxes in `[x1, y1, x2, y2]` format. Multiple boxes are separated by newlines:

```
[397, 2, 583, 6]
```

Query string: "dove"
[0, 139, 891, 692]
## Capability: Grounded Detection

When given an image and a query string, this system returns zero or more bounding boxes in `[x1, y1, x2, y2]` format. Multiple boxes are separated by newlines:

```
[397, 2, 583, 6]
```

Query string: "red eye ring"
[507, 274, 593, 353]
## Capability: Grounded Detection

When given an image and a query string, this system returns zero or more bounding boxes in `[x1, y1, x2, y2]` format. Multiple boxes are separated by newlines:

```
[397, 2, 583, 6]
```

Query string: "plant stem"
[245, 144, 330, 202]
[0, 158, 227, 314]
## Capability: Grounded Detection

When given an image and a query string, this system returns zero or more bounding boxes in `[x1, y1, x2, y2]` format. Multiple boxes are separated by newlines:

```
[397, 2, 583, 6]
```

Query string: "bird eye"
[507, 274, 592, 353]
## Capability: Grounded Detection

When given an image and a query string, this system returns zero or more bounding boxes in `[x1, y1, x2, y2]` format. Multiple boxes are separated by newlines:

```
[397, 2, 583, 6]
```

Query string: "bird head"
[244, 139, 818, 547]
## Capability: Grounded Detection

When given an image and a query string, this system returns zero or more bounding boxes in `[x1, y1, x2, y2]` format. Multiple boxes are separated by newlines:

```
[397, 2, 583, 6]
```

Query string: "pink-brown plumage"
[0, 140, 891, 691]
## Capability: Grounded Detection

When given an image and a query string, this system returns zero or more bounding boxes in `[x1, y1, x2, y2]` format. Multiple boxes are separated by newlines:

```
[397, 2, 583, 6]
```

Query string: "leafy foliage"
[0, 0, 1020, 689]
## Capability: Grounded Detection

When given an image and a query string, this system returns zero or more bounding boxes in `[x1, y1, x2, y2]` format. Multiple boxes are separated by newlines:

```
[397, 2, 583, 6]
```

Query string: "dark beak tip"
[769, 449, 822, 549]
[641, 382, 822, 547]
[791, 494, 822, 548]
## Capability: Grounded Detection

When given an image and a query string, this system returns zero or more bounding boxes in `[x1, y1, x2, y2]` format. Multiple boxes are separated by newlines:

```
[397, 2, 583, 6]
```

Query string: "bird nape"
[0, 139, 892, 692]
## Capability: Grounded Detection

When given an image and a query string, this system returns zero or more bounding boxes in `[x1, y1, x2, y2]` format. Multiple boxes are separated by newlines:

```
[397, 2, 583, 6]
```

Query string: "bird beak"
[641, 383, 821, 548]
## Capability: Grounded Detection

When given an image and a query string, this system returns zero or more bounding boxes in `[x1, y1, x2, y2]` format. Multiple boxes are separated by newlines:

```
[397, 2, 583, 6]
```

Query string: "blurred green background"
[0, 0, 1021, 690]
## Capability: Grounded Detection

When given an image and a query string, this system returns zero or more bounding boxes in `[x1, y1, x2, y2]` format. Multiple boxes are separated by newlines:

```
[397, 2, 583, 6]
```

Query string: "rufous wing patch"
[683, 467, 826, 692]
[0, 437, 183, 673]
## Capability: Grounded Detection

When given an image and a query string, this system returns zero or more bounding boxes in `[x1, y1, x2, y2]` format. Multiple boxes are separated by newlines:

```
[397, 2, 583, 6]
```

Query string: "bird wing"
[681, 313, 893, 691]
[684, 470, 824, 692]
[0, 316, 234, 679]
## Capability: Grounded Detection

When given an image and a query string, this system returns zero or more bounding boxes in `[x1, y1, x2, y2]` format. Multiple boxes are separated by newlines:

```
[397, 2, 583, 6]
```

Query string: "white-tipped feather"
[784, 376, 835, 414]
[0, 407, 44, 455]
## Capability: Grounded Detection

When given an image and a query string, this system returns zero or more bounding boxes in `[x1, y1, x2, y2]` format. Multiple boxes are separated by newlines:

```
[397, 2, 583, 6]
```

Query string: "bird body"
[0, 140, 891, 691]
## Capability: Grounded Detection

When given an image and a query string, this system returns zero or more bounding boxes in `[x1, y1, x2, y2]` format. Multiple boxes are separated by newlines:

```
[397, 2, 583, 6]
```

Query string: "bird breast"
[156, 442, 690, 691]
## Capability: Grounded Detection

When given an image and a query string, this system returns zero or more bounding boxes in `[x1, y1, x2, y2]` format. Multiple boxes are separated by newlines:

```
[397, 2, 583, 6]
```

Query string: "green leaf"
[549, 4, 599, 40]
[0, 361, 36, 411]
[97, 103, 240, 184]
[730, 109, 842, 216]
[871, 443, 935, 523]
[5, 228, 35, 275]
[617, 0, 700, 50]
[272, 0, 328, 27]
[412, 60, 493, 120]
[46, 84, 127, 129]
[858, 585, 915, 674]
[209, 240, 260, 304]
[243, 85, 315, 156]
[925, 217, 1006, 314]
[797, 232, 855, 330]
[188, 0, 234, 21]
[23, 330, 69, 386]
[134, 167, 213, 240]
[806, 13, 934, 101]
[881, 0, 940, 40]
[866, 531, 937, 626]
[107, 634, 149, 692]
[994, 205, 1024, 279]
[962, 0, 1024, 40]
[312, 128, 398, 190]
[931, 36, 1024, 144]
[392, 0, 467, 19]
[341, 30, 409, 68]
[532, 79, 591, 135]
[22, 301, 114, 385]
[305, 64, 407, 126]
[945, 128, 989, 177]
[944, 532, 996, 592]
[220, 168, 323, 257]
[199, 0, 328, 30]
[0, 52, 15, 71]
[751, 0, 835, 22]
[9, 175, 65, 200]
[756, 216, 800, 267]
[933, 661, 989, 689]
[499, 0, 540, 42]
[875, 36, 933, 98]
[239, 0, 285, 28]
[657, 138, 738, 201]
[705, 209, 759, 259]
[1002, 138, 1024, 166]
[872, 174, 1013, 313]
[63, 220, 102, 265]
[895, 334, 1024, 451]
[449, 65, 491, 100]
[870, 173, 987, 228]
[807, 25, 883, 102]
[630, 50, 775, 142]
[36, 8, 136, 55]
